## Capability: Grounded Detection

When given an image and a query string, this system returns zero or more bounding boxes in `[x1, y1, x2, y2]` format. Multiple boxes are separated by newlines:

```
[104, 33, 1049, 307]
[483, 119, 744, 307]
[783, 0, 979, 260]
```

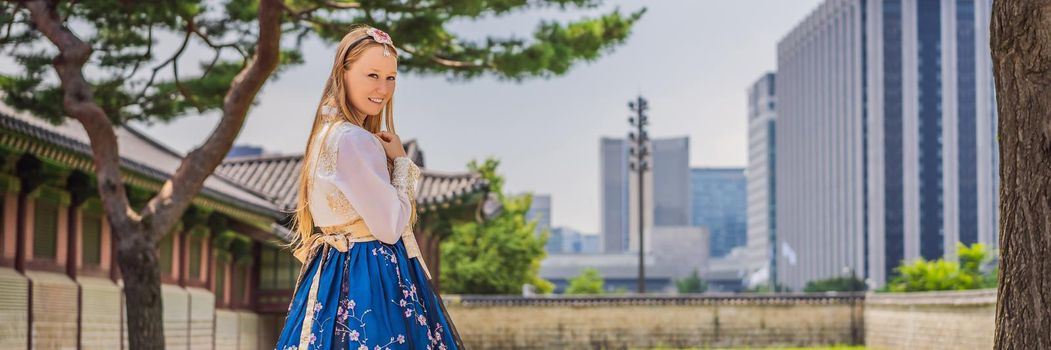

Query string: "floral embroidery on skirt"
[275, 239, 463, 350]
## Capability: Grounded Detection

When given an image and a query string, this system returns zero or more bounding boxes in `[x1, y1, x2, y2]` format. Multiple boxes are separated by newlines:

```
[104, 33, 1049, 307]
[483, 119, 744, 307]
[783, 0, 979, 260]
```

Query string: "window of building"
[214, 261, 227, 307]
[33, 197, 59, 260]
[232, 264, 246, 306]
[259, 245, 275, 290]
[278, 250, 299, 288]
[258, 245, 300, 291]
[188, 236, 202, 280]
[81, 210, 103, 267]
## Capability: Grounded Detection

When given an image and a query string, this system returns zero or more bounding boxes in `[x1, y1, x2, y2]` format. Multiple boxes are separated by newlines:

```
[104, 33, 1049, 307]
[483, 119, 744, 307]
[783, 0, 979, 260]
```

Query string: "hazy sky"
[124, 1, 821, 233]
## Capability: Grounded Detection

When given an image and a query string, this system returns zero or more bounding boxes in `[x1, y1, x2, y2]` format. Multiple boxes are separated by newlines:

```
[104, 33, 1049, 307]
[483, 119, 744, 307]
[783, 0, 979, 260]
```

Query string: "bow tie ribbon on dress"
[292, 218, 431, 279]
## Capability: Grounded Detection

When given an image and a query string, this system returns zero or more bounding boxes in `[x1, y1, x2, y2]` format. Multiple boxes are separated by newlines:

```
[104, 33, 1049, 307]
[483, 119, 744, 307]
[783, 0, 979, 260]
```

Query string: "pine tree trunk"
[115, 226, 166, 350]
[991, 0, 1051, 348]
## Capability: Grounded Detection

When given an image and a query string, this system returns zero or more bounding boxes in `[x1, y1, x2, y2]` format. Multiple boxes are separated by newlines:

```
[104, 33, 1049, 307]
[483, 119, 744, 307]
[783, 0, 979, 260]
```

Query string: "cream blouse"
[306, 120, 420, 245]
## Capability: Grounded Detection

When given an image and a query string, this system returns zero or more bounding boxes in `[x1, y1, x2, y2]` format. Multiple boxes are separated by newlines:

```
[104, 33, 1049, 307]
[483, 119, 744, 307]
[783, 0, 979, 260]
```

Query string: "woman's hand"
[375, 131, 407, 159]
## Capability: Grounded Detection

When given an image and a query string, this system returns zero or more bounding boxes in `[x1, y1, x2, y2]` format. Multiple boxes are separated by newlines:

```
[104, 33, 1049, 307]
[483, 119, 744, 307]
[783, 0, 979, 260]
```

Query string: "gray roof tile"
[0, 105, 281, 217]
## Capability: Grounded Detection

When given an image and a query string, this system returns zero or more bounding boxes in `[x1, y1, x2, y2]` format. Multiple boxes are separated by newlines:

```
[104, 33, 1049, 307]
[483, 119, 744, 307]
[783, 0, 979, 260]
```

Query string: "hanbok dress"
[274, 119, 464, 350]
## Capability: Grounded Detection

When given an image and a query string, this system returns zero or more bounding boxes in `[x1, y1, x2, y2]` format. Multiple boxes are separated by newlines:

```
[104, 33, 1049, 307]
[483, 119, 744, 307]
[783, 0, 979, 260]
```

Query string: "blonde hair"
[290, 25, 416, 250]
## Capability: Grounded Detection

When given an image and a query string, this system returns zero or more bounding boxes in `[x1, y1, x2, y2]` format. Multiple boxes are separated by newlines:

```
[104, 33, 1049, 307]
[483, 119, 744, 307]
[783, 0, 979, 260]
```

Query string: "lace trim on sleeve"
[392, 156, 421, 201]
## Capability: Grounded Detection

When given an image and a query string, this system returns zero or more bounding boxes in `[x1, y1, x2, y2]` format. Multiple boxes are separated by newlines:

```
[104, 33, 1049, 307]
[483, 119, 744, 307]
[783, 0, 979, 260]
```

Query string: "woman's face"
[343, 45, 398, 116]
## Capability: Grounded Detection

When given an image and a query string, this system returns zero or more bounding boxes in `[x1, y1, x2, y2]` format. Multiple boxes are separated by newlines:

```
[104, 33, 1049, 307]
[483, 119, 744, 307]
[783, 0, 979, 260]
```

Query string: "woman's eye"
[387, 76, 396, 81]
[368, 73, 379, 79]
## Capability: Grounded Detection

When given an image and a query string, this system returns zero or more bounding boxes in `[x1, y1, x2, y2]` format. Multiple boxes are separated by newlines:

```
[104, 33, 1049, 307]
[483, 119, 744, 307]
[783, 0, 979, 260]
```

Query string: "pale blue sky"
[13, 1, 825, 234]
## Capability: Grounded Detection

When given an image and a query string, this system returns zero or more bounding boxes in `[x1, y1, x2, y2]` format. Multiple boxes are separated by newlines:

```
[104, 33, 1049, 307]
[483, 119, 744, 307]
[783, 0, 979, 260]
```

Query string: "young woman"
[274, 25, 464, 350]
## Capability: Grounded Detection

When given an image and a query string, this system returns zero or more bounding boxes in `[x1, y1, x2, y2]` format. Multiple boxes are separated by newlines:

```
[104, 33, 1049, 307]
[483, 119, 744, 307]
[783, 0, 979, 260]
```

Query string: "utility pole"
[627, 96, 650, 293]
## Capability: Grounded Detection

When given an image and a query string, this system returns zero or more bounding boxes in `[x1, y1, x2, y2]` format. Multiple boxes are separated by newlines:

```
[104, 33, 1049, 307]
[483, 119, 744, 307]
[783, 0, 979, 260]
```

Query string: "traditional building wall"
[215, 309, 240, 350]
[78, 276, 122, 350]
[161, 284, 191, 349]
[189, 287, 216, 350]
[0, 267, 28, 349]
[25, 271, 78, 350]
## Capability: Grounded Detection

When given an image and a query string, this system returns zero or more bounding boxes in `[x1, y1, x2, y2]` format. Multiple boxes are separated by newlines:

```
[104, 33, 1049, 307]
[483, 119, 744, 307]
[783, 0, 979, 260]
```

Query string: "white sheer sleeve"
[329, 128, 416, 245]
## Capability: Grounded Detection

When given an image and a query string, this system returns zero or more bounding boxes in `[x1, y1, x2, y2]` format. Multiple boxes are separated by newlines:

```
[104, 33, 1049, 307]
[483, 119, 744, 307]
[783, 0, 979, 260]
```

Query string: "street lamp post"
[628, 96, 650, 293]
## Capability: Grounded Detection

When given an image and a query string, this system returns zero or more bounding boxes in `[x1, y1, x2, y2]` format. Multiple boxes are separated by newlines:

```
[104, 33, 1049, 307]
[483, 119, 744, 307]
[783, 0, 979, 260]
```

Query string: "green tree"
[440, 158, 553, 294]
[566, 267, 605, 294]
[804, 276, 865, 293]
[0, 2, 642, 347]
[675, 268, 707, 294]
[886, 242, 998, 292]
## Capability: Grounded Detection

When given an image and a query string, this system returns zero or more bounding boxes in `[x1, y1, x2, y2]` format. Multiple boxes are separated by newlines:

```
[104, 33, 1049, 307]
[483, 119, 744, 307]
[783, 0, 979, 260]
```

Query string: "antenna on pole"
[627, 95, 650, 293]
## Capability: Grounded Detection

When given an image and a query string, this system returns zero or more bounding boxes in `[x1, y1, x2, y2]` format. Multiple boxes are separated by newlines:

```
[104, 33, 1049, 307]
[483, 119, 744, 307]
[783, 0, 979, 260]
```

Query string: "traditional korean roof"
[1, 102, 489, 226]
[0, 104, 282, 228]
[216, 145, 489, 213]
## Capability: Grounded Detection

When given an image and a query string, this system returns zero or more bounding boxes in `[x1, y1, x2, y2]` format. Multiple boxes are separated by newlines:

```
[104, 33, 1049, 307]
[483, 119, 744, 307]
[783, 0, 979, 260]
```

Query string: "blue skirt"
[275, 240, 464, 350]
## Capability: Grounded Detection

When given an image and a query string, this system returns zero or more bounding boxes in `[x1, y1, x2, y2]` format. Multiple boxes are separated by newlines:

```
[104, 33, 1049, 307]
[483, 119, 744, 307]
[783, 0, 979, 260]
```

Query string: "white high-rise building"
[743, 72, 778, 288]
[600, 138, 632, 253]
[776, 0, 999, 290]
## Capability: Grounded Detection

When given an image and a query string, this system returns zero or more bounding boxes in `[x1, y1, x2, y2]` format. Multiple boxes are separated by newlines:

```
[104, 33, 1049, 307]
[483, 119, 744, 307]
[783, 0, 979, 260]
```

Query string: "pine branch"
[22, 0, 137, 230]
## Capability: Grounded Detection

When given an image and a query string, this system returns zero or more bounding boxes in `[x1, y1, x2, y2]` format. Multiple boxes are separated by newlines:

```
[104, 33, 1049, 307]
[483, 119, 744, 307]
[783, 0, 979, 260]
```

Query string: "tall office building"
[601, 138, 631, 253]
[690, 168, 747, 258]
[776, 0, 999, 289]
[743, 72, 778, 287]
[652, 137, 692, 227]
[601, 136, 691, 254]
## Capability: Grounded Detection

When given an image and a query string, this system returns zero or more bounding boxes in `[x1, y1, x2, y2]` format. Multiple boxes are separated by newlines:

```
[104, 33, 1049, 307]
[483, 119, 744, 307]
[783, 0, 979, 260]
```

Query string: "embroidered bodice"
[306, 120, 421, 245]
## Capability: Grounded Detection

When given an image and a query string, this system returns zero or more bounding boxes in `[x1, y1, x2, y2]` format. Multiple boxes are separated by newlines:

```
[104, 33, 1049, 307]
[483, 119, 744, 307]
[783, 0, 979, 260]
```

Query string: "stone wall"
[0, 272, 1001, 350]
[865, 289, 995, 350]
[444, 294, 864, 350]
[215, 310, 241, 350]
[0, 267, 28, 349]
[161, 284, 190, 349]
[78, 276, 122, 350]
[25, 271, 78, 350]
[188, 287, 215, 350]
[0, 266, 276, 350]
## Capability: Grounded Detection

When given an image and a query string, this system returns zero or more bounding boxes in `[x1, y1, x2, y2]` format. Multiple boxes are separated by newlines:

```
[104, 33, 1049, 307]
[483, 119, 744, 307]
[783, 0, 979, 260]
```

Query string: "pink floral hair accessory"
[365, 27, 395, 57]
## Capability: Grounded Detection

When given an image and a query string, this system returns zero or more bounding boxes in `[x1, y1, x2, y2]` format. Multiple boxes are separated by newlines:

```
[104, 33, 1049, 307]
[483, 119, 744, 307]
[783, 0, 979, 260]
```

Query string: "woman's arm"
[329, 128, 415, 244]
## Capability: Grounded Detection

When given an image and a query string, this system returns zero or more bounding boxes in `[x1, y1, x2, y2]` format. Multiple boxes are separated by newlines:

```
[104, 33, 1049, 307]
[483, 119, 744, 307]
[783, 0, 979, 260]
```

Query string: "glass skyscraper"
[691, 168, 747, 258]
[776, 0, 999, 289]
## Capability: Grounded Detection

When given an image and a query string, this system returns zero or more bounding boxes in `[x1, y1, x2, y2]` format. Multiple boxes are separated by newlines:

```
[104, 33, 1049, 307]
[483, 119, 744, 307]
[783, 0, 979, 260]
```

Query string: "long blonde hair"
[290, 25, 416, 249]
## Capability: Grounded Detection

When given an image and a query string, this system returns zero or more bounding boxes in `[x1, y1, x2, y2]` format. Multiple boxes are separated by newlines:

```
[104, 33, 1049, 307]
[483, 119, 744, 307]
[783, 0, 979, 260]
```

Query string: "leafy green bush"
[804, 276, 865, 292]
[675, 269, 708, 293]
[886, 242, 998, 292]
[566, 267, 605, 295]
